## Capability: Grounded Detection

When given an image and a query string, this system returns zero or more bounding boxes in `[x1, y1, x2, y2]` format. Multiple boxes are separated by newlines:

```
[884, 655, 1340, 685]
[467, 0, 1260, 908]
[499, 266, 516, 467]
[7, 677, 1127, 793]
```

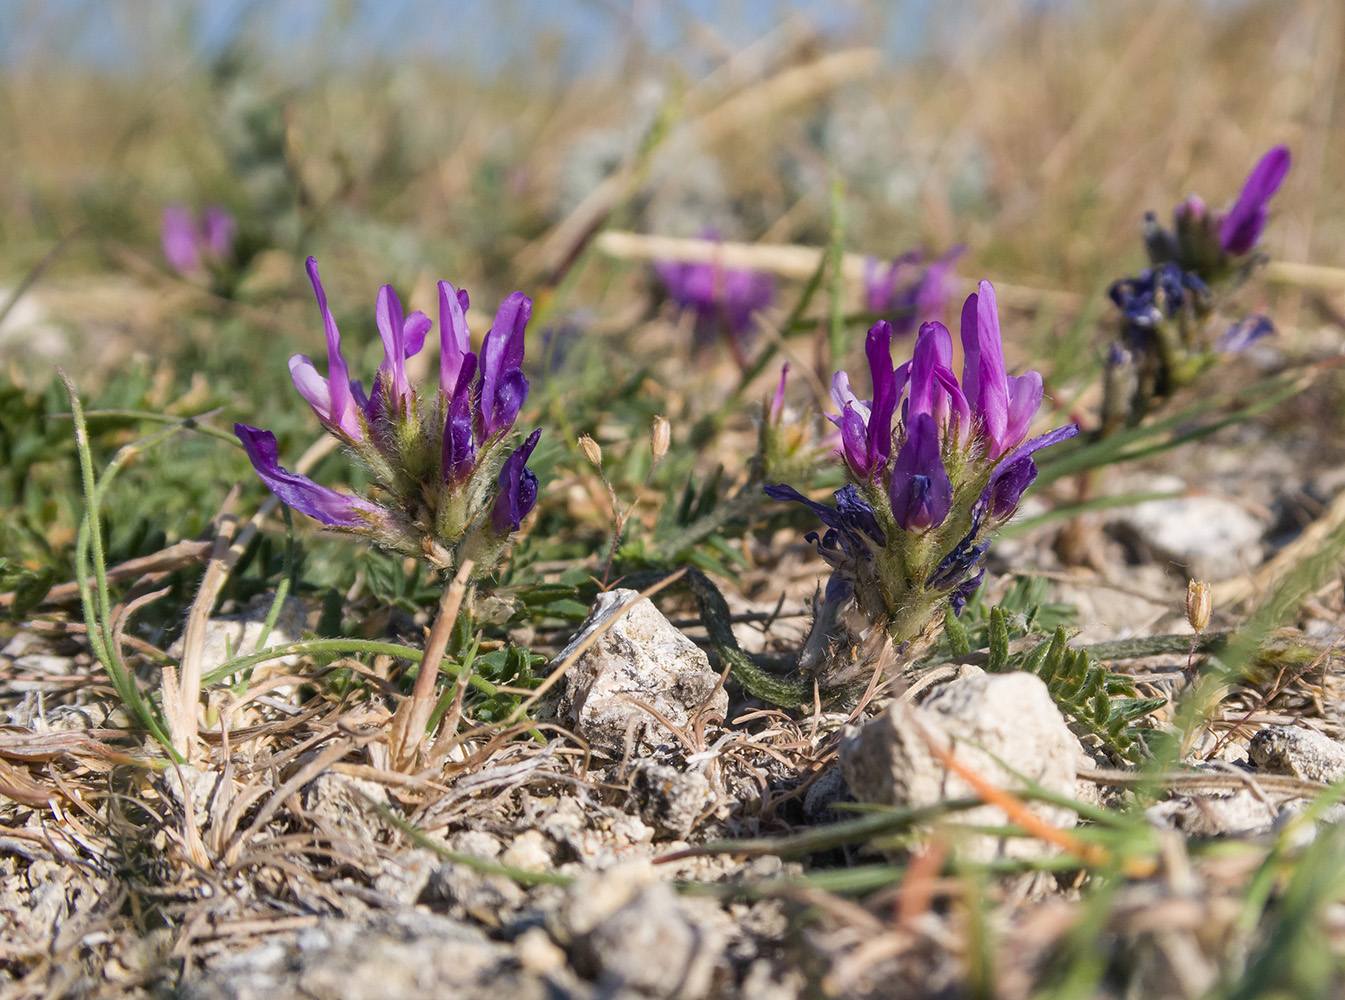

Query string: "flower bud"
[1186, 579, 1212, 632]
[651, 416, 670, 463]
[579, 434, 603, 468]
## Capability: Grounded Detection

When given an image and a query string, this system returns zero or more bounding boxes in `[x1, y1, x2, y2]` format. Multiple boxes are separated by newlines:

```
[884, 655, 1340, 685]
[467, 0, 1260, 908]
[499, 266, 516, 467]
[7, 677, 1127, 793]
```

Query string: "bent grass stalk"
[61, 369, 179, 758]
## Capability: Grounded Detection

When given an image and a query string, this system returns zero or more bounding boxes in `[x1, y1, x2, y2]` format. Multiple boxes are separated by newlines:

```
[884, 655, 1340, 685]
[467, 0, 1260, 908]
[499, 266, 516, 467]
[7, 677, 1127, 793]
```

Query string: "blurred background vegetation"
[0, 0, 1336, 603]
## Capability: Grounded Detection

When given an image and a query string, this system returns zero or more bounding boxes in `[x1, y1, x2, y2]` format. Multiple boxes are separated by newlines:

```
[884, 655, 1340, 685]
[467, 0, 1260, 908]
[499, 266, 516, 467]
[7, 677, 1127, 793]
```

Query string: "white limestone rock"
[555, 590, 727, 758]
[840, 670, 1083, 861]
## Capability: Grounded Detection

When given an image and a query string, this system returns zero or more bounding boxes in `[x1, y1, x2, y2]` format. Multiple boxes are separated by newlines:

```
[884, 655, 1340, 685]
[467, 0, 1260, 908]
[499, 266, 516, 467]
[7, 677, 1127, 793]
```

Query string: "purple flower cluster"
[767, 280, 1077, 632]
[827, 281, 1075, 530]
[162, 205, 236, 277]
[235, 258, 541, 569]
[1106, 146, 1291, 423]
[656, 231, 775, 343]
[862, 246, 963, 334]
[1142, 145, 1291, 280]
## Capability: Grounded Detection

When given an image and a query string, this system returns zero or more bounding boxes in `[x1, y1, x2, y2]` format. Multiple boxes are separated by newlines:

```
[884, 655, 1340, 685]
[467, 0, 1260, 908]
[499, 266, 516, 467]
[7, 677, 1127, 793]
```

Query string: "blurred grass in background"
[0, 0, 1335, 602]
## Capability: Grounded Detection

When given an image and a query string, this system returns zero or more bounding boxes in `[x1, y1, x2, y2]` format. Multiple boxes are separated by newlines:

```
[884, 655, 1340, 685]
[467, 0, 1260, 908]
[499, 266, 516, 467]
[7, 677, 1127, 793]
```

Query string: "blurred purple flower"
[863, 246, 963, 334]
[162, 204, 236, 276]
[1219, 145, 1291, 256]
[656, 232, 775, 341]
[1216, 314, 1275, 354]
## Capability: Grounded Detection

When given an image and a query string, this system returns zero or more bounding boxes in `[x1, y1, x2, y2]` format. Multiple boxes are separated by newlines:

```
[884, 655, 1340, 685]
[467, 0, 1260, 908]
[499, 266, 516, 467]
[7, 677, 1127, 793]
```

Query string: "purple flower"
[234, 424, 386, 529]
[476, 292, 531, 441]
[491, 429, 542, 533]
[438, 282, 473, 394]
[162, 204, 237, 276]
[288, 258, 367, 443]
[863, 251, 922, 315]
[890, 413, 951, 531]
[863, 246, 964, 334]
[981, 424, 1080, 520]
[1219, 145, 1291, 256]
[372, 286, 432, 422]
[656, 232, 775, 341]
[241, 257, 544, 568]
[1217, 314, 1275, 354]
[959, 280, 1048, 460]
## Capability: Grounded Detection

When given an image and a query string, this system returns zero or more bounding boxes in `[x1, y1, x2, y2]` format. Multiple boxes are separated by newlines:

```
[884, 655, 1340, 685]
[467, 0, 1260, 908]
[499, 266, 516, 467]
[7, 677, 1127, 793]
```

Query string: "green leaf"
[987, 607, 1010, 671]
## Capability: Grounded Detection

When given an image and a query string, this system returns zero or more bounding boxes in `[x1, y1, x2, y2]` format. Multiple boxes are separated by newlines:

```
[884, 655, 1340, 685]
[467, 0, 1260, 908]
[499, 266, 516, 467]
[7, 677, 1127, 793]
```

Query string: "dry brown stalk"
[387, 559, 474, 773]
[595, 230, 1084, 311]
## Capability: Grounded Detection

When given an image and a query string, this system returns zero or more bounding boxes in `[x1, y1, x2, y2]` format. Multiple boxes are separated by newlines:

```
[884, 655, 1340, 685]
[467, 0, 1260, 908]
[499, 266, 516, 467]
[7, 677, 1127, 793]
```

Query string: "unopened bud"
[578, 435, 603, 468]
[651, 416, 671, 463]
[1186, 580, 1212, 632]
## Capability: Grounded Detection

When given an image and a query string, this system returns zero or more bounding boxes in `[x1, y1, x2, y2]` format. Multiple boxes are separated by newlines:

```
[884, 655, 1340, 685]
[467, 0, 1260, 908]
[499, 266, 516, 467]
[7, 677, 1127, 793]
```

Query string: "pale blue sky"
[0, 0, 954, 76]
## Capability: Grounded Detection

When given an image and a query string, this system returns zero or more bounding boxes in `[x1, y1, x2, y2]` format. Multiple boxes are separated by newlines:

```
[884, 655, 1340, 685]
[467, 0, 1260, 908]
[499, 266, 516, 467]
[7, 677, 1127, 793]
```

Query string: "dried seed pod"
[651, 416, 671, 463]
[578, 434, 603, 468]
[1186, 579, 1212, 632]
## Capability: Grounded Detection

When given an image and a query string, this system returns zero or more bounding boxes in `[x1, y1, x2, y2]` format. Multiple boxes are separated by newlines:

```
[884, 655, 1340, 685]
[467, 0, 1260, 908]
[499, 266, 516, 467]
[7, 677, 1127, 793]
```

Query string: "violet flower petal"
[478, 292, 533, 439]
[971, 281, 1011, 454]
[375, 284, 416, 418]
[304, 257, 363, 441]
[907, 322, 953, 420]
[1220, 145, 1291, 256]
[996, 422, 1080, 471]
[985, 456, 1039, 520]
[1217, 314, 1275, 354]
[491, 428, 542, 533]
[1002, 370, 1044, 457]
[838, 403, 870, 478]
[235, 424, 382, 528]
[442, 353, 478, 484]
[890, 412, 951, 531]
[439, 282, 473, 393]
[829, 371, 871, 426]
[161, 206, 201, 275]
[864, 321, 897, 471]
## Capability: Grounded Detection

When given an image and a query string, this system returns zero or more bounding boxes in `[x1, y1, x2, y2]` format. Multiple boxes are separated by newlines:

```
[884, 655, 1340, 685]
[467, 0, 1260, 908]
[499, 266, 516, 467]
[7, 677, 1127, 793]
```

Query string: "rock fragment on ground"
[628, 762, 715, 838]
[1146, 788, 1281, 837]
[839, 669, 1082, 861]
[1249, 725, 1345, 784]
[179, 910, 596, 1000]
[1107, 476, 1265, 581]
[556, 589, 728, 758]
[554, 862, 724, 999]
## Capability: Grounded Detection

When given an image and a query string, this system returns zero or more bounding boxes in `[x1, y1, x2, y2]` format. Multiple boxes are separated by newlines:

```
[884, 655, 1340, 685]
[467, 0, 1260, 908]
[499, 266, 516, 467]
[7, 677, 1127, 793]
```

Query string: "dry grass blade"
[0, 539, 213, 608]
[171, 494, 241, 760]
[0, 758, 58, 808]
[221, 736, 358, 868]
